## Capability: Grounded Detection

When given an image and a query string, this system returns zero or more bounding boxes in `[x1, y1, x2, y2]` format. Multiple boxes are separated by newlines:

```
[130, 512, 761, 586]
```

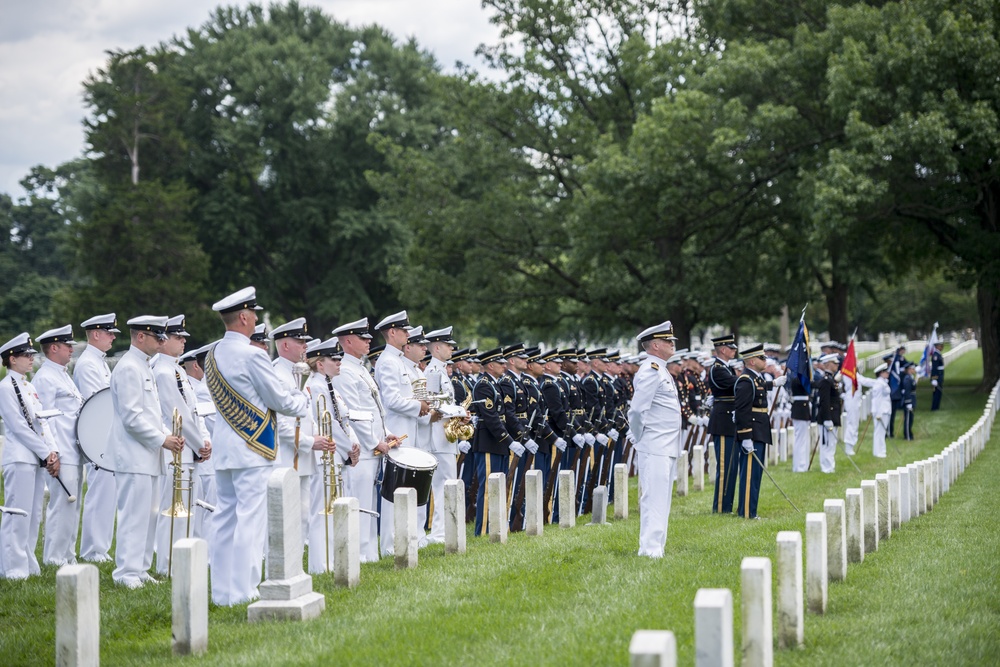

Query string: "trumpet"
[161, 408, 192, 578]
[411, 378, 450, 408]
[317, 396, 342, 572]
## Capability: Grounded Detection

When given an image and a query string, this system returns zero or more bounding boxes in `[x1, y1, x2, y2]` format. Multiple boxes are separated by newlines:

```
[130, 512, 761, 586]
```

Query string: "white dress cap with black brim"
[405, 325, 429, 344]
[81, 313, 120, 333]
[36, 325, 77, 346]
[332, 317, 373, 340]
[425, 326, 456, 345]
[250, 323, 268, 342]
[127, 315, 169, 340]
[212, 286, 263, 313]
[166, 315, 190, 337]
[0, 332, 37, 359]
[636, 320, 678, 343]
[374, 310, 409, 331]
[307, 337, 343, 360]
[269, 317, 312, 341]
[819, 352, 840, 364]
[667, 353, 683, 365]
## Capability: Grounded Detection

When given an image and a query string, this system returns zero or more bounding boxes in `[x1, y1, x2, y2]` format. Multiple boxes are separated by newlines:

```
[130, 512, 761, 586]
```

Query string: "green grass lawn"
[0, 350, 995, 665]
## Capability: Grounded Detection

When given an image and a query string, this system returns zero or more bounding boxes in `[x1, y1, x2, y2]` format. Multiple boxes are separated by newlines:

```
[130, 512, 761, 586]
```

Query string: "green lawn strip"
[0, 353, 991, 665]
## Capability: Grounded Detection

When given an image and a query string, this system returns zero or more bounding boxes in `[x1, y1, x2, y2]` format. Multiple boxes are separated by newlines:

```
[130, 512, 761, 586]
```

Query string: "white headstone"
[861, 480, 879, 553]
[172, 538, 208, 656]
[887, 470, 901, 532]
[629, 630, 677, 667]
[524, 471, 544, 535]
[875, 474, 891, 541]
[708, 444, 718, 482]
[909, 463, 922, 517]
[394, 487, 419, 569]
[591, 486, 608, 525]
[776, 531, 804, 649]
[332, 497, 360, 588]
[558, 470, 574, 528]
[770, 429, 780, 465]
[692, 445, 704, 492]
[740, 557, 773, 667]
[248, 467, 325, 622]
[919, 461, 929, 514]
[781, 427, 792, 462]
[805, 513, 827, 614]
[614, 463, 629, 520]
[694, 588, 734, 667]
[56, 564, 99, 667]
[897, 467, 911, 523]
[845, 489, 864, 564]
[444, 479, 466, 553]
[823, 499, 846, 582]
[677, 451, 689, 497]
[488, 472, 508, 543]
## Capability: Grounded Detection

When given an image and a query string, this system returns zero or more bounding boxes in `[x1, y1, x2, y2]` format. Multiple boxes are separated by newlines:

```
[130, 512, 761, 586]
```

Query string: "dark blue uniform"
[734, 369, 773, 519]
[901, 372, 916, 440]
[707, 359, 738, 513]
[930, 349, 944, 411]
[471, 373, 515, 536]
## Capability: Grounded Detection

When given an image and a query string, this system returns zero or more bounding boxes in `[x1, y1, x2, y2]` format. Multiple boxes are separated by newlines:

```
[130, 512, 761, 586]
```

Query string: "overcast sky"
[0, 0, 500, 198]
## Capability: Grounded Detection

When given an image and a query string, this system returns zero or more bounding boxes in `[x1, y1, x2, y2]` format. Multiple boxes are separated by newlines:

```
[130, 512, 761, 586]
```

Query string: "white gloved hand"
[741, 439, 754, 453]
[596, 433, 610, 446]
[509, 441, 526, 458]
[700, 416, 710, 427]
[554, 437, 567, 452]
[471, 416, 479, 427]
[458, 440, 471, 454]
[687, 415, 698, 427]
[584, 433, 596, 446]
[905, 405, 913, 412]
[572, 433, 586, 447]
[772, 375, 787, 388]
[834, 371, 843, 382]
[608, 428, 619, 441]
[823, 420, 834, 430]
[931, 380, 938, 387]
[625, 429, 634, 443]
[704, 395, 714, 409]
[524, 438, 539, 455]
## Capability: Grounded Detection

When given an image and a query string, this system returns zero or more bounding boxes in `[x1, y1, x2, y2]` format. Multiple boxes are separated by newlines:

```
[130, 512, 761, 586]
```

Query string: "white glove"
[608, 428, 619, 441]
[772, 375, 787, 388]
[596, 433, 610, 446]
[905, 405, 913, 412]
[572, 433, 586, 447]
[584, 433, 596, 446]
[625, 430, 634, 443]
[524, 438, 539, 455]
[741, 439, 754, 453]
[823, 420, 834, 430]
[509, 441, 526, 458]
[471, 416, 479, 427]
[834, 371, 843, 382]
[700, 416, 710, 427]
[931, 380, 938, 387]
[458, 440, 471, 454]
[704, 395, 714, 409]
[687, 415, 698, 427]
[555, 437, 567, 452]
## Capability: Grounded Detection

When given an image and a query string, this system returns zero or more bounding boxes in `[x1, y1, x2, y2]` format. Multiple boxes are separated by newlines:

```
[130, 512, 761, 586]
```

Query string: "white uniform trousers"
[873, 415, 888, 458]
[304, 473, 331, 574]
[212, 467, 268, 606]
[819, 426, 836, 473]
[79, 465, 117, 561]
[192, 472, 217, 545]
[791, 419, 810, 472]
[636, 450, 677, 558]
[154, 473, 201, 575]
[345, 459, 380, 562]
[426, 452, 457, 543]
[1, 463, 46, 578]
[112, 472, 158, 584]
[43, 462, 82, 565]
[843, 401, 861, 455]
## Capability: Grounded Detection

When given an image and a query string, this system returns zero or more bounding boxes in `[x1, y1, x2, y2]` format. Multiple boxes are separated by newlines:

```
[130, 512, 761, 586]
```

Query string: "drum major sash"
[204, 345, 278, 461]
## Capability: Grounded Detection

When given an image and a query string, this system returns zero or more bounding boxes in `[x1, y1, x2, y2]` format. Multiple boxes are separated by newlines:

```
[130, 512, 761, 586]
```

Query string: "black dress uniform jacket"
[815, 371, 842, 427]
[471, 374, 515, 455]
[707, 359, 738, 437]
[734, 369, 773, 444]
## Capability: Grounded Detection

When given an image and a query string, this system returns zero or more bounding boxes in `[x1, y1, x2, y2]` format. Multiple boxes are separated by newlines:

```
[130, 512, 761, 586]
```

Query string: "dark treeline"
[0, 0, 996, 386]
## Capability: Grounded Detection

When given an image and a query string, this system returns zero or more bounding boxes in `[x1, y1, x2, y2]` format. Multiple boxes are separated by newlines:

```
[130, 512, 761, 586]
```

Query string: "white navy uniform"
[209, 330, 309, 606]
[423, 356, 458, 543]
[331, 353, 386, 562]
[628, 355, 682, 558]
[189, 374, 217, 541]
[862, 373, 891, 458]
[33, 358, 84, 565]
[109, 345, 170, 586]
[0, 371, 58, 579]
[74, 343, 116, 561]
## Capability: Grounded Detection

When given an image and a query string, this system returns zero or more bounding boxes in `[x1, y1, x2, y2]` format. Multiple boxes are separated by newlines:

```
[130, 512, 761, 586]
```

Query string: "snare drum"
[76, 388, 116, 471]
[380, 446, 437, 506]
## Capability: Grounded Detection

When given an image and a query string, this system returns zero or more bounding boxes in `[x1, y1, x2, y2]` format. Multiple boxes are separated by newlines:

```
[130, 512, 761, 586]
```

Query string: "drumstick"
[374, 434, 408, 456]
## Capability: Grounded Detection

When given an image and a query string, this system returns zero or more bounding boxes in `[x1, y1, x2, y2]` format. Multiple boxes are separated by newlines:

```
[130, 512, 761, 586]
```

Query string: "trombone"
[162, 408, 193, 577]
[317, 396, 342, 572]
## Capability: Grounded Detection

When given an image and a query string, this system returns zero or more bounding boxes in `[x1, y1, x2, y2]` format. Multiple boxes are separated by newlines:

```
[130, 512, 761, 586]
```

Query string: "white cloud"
[0, 0, 500, 197]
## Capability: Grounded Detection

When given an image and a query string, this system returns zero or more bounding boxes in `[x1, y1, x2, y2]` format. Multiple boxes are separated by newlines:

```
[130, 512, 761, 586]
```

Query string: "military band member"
[629, 321, 682, 558]
[707, 334, 739, 513]
[33, 326, 84, 566]
[249, 323, 269, 351]
[930, 341, 945, 411]
[423, 327, 461, 543]
[206, 288, 310, 605]
[734, 345, 785, 519]
[0, 333, 60, 579]
[815, 353, 843, 473]
[75, 313, 119, 563]
[109, 316, 183, 588]
[470, 348, 517, 536]
[181, 344, 218, 541]
[402, 325, 438, 538]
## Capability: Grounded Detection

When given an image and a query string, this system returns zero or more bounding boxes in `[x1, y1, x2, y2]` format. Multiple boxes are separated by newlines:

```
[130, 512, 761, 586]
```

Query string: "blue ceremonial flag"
[889, 350, 903, 394]
[787, 315, 811, 395]
[918, 322, 939, 378]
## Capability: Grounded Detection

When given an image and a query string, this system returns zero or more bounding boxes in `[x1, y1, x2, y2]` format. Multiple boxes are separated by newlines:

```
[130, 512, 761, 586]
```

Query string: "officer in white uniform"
[331, 317, 394, 562]
[109, 316, 184, 588]
[423, 327, 460, 544]
[0, 333, 60, 579]
[32, 325, 84, 566]
[628, 321, 683, 559]
[206, 287, 310, 606]
[859, 364, 891, 458]
[181, 344, 218, 541]
[75, 313, 119, 562]
[151, 315, 212, 575]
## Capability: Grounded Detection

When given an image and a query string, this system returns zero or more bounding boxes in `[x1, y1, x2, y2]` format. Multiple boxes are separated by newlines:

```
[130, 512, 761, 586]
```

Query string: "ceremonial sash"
[204, 346, 278, 461]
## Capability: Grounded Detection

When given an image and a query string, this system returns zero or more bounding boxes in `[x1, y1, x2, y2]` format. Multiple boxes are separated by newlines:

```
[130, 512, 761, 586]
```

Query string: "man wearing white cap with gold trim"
[628, 321, 682, 558]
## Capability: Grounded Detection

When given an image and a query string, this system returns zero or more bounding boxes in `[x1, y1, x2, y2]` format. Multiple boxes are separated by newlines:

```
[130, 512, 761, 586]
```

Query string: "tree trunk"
[825, 275, 849, 343]
[977, 281, 999, 390]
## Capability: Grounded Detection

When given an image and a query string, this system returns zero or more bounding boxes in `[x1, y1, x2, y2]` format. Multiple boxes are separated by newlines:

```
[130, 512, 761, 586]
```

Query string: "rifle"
[807, 425, 823, 471]
[507, 406, 538, 502]
[577, 405, 599, 515]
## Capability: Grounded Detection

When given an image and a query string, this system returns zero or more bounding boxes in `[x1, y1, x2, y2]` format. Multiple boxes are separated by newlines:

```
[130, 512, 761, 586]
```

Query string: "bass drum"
[380, 446, 437, 506]
[76, 388, 116, 471]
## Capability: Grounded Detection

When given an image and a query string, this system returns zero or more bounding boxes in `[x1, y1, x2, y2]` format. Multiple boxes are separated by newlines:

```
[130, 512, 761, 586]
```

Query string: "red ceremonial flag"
[842, 339, 858, 395]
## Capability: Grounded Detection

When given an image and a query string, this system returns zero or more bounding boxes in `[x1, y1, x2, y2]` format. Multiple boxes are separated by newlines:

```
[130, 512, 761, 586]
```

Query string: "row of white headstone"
[629, 381, 998, 667]
[54, 461, 635, 666]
